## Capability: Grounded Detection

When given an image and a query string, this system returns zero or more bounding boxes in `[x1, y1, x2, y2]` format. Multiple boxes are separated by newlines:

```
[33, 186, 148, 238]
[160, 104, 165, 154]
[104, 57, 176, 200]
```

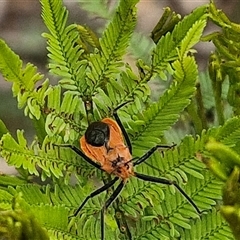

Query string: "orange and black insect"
[59, 102, 202, 239]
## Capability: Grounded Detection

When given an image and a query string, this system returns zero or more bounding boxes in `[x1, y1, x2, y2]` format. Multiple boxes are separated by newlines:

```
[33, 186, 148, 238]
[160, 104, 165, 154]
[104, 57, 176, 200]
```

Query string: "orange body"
[80, 118, 134, 181]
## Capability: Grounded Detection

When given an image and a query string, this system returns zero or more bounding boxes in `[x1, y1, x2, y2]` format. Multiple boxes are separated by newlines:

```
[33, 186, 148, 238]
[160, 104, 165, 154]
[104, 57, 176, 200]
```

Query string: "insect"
[57, 102, 202, 239]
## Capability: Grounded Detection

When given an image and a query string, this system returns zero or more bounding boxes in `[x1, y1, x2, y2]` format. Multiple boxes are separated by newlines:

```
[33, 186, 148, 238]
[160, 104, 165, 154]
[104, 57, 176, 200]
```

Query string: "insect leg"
[101, 180, 125, 240]
[53, 143, 103, 171]
[133, 144, 175, 166]
[135, 172, 202, 214]
[73, 176, 119, 217]
[113, 101, 133, 154]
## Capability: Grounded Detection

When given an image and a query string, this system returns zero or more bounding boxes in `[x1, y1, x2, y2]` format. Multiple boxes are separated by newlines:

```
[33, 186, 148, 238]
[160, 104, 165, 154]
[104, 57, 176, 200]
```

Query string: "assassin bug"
[57, 102, 202, 239]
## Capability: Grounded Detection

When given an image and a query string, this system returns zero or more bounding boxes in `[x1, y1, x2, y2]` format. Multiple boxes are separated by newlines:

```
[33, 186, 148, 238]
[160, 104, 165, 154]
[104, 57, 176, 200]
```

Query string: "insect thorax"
[101, 144, 134, 180]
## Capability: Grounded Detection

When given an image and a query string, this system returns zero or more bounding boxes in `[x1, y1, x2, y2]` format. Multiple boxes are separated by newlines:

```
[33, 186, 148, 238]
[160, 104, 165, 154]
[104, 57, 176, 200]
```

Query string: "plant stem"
[196, 82, 208, 130]
[187, 100, 202, 135]
[213, 79, 225, 125]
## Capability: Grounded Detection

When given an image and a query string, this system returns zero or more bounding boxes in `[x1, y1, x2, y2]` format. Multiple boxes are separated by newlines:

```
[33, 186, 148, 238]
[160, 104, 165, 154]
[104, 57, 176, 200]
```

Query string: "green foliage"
[199, 1, 240, 237]
[0, 0, 239, 239]
[204, 118, 240, 240]
[0, 191, 50, 240]
[202, 1, 240, 118]
[0, 40, 47, 120]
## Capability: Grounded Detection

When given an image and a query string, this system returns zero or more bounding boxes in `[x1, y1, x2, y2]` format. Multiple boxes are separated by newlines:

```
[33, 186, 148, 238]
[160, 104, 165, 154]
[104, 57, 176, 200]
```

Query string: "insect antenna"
[112, 100, 133, 153]
[133, 144, 176, 167]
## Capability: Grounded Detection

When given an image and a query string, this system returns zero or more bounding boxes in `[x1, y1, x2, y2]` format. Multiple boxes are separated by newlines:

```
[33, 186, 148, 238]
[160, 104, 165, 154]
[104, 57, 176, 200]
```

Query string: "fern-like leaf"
[0, 130, 85, 181]
[0, 184, 72, 240]
[44, 86, 86, 142]
[0, 39, 47, 119]
[179, 208, 233, 239]
[151, 5, 207, 77]
[132, 56, 198, 156]
[87, 0, 139, 92]
[41, 0, 87, 92]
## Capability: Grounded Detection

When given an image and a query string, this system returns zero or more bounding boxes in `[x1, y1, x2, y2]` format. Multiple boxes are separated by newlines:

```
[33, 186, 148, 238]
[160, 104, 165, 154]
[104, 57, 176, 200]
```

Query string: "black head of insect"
[85, 121, 110, 148]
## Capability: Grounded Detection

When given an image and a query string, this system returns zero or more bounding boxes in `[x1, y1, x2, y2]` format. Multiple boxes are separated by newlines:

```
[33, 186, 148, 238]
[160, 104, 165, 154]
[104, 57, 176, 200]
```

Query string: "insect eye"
[85, 121, 110, 147]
